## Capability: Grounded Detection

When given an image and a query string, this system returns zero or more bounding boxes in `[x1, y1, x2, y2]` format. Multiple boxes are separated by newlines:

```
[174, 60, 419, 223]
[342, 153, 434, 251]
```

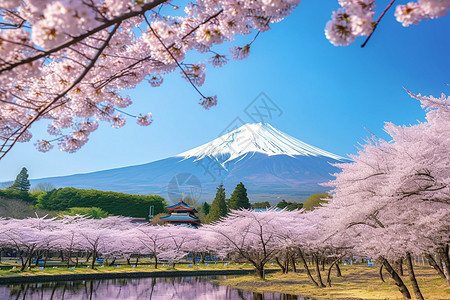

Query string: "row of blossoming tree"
[1, 1, 449, 158]
[0, 90, 449, 298]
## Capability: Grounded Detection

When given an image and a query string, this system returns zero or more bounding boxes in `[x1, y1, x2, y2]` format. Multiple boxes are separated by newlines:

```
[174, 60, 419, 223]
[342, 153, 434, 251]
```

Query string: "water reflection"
[0, 276, 306, 300]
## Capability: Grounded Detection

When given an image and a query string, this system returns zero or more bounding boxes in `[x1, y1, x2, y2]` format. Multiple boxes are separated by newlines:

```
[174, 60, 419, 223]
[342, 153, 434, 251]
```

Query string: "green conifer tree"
[8, 167, 31, 192]
[200, 202, 211, 215]
[228, 182, 250, 210]
[206, 184, 227, 223]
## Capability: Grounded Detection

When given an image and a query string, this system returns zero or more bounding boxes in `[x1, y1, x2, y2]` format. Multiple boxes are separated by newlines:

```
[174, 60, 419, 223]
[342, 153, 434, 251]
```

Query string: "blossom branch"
[145, 16, 208, 99]
[0, 1, 168, 73]
[361, 0, 396, 48]
[0, 23, 121, 159]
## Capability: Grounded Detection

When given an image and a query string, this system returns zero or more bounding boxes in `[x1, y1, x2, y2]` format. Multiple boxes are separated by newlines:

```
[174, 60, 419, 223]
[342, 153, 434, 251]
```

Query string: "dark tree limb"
[381, 257, 411, 299]
[298, 249, 319, 287]
[406, 253, 424, 300]
[438, 245, 450, 285]
[379, 263, 385, 282]
[425, 254, 446, 279]
[361, 0, 396, 48]
[335, 261, 342, 277]
[314, 254, 326, 288]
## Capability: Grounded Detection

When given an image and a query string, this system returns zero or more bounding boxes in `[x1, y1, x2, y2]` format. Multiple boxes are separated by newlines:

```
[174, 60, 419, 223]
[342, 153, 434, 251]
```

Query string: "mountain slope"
[31, 123, 348, 203]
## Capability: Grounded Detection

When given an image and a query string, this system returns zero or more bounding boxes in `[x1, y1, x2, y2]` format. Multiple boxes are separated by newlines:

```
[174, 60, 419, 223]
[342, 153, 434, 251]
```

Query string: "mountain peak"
[177, 123, 346, 163]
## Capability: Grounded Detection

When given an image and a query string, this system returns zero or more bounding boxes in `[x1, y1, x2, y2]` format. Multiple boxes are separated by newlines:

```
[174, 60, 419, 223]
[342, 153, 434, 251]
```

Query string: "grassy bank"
[219, 265, 450, 299]
[0, 262, 255, 278]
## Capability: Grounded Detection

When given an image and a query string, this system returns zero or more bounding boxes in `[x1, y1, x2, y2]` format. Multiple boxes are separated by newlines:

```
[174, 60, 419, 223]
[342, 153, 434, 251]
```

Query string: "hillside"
[0, 188, 166, 218]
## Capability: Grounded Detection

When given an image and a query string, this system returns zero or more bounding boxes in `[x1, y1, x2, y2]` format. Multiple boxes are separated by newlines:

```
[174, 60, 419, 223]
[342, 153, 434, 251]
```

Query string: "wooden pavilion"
[160, 199, 200, 227]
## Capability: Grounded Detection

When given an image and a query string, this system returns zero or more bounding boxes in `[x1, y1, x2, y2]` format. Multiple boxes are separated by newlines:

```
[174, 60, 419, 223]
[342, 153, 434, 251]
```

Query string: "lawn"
[0, 260, 255, 278]
[219, 264, 450, 299]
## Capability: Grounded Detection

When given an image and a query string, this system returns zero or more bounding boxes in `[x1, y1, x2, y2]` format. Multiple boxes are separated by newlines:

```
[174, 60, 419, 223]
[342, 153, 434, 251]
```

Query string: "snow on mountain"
[177, 123, 346, 163]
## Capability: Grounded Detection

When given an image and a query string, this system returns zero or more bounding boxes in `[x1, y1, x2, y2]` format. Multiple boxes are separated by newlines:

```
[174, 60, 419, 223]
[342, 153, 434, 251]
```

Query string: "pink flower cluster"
[325, 0, 375, 46]
[395, 0, 450, 26]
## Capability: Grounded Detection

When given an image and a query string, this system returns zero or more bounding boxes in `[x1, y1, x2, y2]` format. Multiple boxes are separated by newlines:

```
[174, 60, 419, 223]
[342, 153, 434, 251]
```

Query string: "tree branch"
[0, 23, 121, 159]
[0, 1, 168, 73]
[361, 0, 396, 48]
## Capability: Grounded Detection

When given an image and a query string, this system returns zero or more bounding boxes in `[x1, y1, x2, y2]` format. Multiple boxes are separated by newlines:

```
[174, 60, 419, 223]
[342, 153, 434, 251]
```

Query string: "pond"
[0, 275, 309, 300]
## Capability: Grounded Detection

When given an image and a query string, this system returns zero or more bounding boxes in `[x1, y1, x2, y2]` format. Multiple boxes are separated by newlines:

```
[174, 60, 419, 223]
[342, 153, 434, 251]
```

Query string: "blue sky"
[1, 1, 449, 183]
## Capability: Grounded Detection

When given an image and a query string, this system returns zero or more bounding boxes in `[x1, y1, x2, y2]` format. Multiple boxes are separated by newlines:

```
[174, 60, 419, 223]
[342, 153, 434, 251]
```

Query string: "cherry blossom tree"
[0, 0, 301, 158]
[125, 224, 169, 268]
[320, 90, 450, 298]
[203, 209, 294, 279]
[0, 216, 62, 270]
[161, 225, 196, 266]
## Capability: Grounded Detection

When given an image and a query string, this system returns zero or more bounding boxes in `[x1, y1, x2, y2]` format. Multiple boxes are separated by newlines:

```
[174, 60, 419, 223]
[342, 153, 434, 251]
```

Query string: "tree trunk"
[109, 257, 116, 267]
[321, 256, 325, 271]
[298, 249, 319, 287]
[135, 256, 139, 267]
[396, 258, 404, 276]
[20, 249, 35, 271]
[59, 250, 64, 262]
[406, 253, 424, 300]
[437, 255, 444, 272]
[284, 251, 289, 274]
[326, 262, 337, 287]
[43, 250, 49, 268]
[34, 251, 39, 267]
[275, 257, 286, 273]
[154, 256, 158, 269]
[379, 264, 385, 282]
[201, 253, 206, 264]
[192, 253, 195, 265]
[254, 263, 265, 279]
[284, 254, 289, 274]
[425, 254, 446, 279]
[27, 252, 34, 269]
[291, 254, 297, 273]
[314, 254, 326, 288]
[335, 262, 342, 277]
[67, 250, 72, 268]
[325, 256, 342, 287]
[126, 258, 131, 265]
[86, 252, 92, 264]
[438, 245, 450, 285]
[75, 252, 79, 267]
[381, 257, 411, 299]
[0, 248, 3, 263]
[19, 250, 25, 269]
[91, 251, 96, 269]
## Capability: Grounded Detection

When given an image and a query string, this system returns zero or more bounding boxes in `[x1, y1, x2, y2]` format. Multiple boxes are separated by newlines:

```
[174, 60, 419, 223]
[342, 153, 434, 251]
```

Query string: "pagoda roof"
[160, 214, 200, 222]
[166, 200, 197, 212]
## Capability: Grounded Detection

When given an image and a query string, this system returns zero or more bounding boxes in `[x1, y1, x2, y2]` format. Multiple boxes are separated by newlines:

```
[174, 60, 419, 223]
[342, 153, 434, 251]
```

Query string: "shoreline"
[0, 268, 280, 284]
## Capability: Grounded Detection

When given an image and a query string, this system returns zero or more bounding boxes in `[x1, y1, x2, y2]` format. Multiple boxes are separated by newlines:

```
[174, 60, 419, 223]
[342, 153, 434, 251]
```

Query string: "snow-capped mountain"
[31, 123, 348, 204]
[178, 123, 345, 164]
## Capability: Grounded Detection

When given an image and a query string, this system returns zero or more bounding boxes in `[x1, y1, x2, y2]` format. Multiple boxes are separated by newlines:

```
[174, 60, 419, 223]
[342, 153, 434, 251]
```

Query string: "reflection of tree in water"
[0, 276, 300, 299]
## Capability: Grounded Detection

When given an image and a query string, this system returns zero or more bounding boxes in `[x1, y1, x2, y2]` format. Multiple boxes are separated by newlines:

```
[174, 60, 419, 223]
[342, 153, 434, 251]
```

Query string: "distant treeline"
[0, 188, 166, 218]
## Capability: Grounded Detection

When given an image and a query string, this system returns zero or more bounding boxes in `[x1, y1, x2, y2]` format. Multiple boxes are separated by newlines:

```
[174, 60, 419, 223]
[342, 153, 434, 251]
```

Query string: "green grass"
[220, 264, 450, 300]
[0, 261, 255, 278]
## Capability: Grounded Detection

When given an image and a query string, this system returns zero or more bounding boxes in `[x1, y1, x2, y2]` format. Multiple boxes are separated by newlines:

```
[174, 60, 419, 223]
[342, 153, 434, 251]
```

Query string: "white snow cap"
[177, 123, 346, 163]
